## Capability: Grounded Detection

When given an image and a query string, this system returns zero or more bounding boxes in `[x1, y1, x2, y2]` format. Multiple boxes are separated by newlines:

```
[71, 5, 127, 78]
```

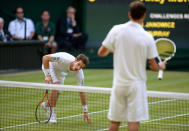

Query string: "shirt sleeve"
[102, 26, 117, 50]
[8, 21, 15, 35]
[147, 36, 158, 59]
[50, 53, 63, 63]
[27, 19, 35, 34]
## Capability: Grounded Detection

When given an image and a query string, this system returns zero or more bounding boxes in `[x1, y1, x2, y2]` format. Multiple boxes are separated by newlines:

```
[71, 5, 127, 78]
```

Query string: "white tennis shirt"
[49, 52, 84, 85]
[8, 18, 35, 39]
[102, 21, 158, 87]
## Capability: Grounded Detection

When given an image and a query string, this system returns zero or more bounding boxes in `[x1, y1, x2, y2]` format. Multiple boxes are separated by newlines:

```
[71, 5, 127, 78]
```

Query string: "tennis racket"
[35, 89, 52, 123]
[155, 38, 176, 80]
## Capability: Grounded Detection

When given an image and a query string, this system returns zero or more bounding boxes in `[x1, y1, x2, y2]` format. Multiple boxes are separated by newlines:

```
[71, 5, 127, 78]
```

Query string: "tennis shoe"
[49, 113, 57, 123]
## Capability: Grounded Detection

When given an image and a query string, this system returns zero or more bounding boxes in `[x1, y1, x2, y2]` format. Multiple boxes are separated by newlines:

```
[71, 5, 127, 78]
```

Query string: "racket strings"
[157, 41, 175, 60]
[35, 102, 51, 123]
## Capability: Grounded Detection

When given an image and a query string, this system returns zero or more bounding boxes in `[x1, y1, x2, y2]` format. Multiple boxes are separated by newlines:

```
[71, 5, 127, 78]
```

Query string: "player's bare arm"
[98, 46, 113, 57]
[79, 92, 91, 123]
[71, 54, 91, 123]
[42, 55, 52, 83]
[148, 58, 166, 71]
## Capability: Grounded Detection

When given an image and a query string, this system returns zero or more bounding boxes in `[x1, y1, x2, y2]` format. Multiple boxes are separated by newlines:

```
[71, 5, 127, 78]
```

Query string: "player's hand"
[45, 76, 52, 84]
[158, 61, 167, 70]
[83, 112, 91, 124]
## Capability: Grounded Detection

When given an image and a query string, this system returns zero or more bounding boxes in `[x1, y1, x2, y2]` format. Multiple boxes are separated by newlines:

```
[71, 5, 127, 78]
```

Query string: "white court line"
[143, 123, 189, 127]
[0, 99, 185, 130]
[149, 99, 177, 104]
[0, 110, 108, 130]
[96, 113, 189, 131]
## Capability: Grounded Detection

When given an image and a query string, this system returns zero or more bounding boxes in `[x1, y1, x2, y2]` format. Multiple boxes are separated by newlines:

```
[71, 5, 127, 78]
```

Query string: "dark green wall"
[84, 0, 189, 70]
[86, 0, 130, 42]
[85, 0, 189, 44]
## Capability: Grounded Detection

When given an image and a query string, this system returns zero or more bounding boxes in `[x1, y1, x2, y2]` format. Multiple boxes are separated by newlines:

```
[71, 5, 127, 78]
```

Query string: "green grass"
[0, 69, 189, 130]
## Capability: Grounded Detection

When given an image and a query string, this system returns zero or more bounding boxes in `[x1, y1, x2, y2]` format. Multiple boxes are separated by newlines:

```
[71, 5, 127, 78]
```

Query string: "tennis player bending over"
[98, 1, 166, 131]
[42, 52, 91, 123]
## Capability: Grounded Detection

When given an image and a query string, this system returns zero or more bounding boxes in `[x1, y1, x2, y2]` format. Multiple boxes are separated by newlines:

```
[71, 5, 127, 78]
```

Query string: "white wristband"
[83, 105, 88, 112]
[44, 69, 50, 76]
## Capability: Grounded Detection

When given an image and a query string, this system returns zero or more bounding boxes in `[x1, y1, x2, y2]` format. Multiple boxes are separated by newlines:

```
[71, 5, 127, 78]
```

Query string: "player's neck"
[129, 14, 145, 25]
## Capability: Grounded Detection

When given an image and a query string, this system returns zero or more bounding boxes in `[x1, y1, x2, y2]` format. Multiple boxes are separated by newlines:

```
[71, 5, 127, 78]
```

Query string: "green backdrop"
[85, 0, 189, 70]
[0, 0, 188, 70]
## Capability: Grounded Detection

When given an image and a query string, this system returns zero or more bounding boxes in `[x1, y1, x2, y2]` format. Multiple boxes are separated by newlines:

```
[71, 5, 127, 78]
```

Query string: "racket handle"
[158, 70, 163, 80]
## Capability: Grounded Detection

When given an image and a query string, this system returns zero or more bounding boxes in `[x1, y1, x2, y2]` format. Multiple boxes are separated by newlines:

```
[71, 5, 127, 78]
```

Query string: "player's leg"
[49, 70, 61, 107]
[48, 70, 62, 123]
[48, 81, 60, 123]
[109, 121, 120, 131]
[128, 122, 139, 131]
[49, 81, 60, 107]
[49, 75, 65, 123]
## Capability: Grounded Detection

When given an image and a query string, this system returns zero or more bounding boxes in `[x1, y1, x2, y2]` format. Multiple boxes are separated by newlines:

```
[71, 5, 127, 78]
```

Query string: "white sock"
[52, 107, 56, 114]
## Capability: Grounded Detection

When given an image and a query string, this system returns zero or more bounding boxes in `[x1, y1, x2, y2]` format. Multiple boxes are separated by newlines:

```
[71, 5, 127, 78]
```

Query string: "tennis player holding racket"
[42, 52, 91, 123]
[98, 1, 166, 131]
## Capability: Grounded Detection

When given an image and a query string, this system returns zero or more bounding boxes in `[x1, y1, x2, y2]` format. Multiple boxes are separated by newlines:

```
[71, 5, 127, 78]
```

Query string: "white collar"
[16, 18, 26, 23]
[128, 21, 143, 29]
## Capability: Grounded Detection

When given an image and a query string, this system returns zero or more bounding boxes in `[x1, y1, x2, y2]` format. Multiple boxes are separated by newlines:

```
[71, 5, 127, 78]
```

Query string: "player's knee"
[109, 121, 120, 131]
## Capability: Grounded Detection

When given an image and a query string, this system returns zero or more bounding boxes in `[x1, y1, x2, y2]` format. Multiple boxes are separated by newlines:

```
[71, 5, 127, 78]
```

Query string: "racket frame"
[155, 38, 176, 80]
[35, 90, 52, 123]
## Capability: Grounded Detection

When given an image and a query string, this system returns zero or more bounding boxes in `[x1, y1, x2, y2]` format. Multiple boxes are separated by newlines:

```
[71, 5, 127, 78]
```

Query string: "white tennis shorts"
[108, 81, 149, 122]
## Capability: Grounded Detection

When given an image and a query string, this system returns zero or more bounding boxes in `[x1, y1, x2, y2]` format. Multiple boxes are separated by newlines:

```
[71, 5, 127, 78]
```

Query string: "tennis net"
[0, 80, 188, 131]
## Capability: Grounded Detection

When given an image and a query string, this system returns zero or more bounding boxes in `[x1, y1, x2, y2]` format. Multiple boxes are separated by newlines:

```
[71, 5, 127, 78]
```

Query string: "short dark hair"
[66, 6, 76, 13]
[129, 1, 146, 20]
[41, 10, 50, 15]
[76, 54, 89, 66]
[15, 6, 24, 14]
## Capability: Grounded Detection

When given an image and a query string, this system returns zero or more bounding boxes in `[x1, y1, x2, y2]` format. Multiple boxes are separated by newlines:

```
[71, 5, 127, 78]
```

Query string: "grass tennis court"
[0, 69, 189, 130]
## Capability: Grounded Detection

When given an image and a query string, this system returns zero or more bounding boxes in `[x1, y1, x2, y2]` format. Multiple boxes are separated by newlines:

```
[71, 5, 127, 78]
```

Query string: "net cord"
[0, 80, 188, 100]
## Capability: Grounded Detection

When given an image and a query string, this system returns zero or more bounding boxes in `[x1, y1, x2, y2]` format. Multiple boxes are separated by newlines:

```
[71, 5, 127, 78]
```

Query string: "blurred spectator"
[36, 10, 57, 54]
[8, 7, 35, 40]
[0, 17, 12, 42]
[56, 6, 87, 51]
